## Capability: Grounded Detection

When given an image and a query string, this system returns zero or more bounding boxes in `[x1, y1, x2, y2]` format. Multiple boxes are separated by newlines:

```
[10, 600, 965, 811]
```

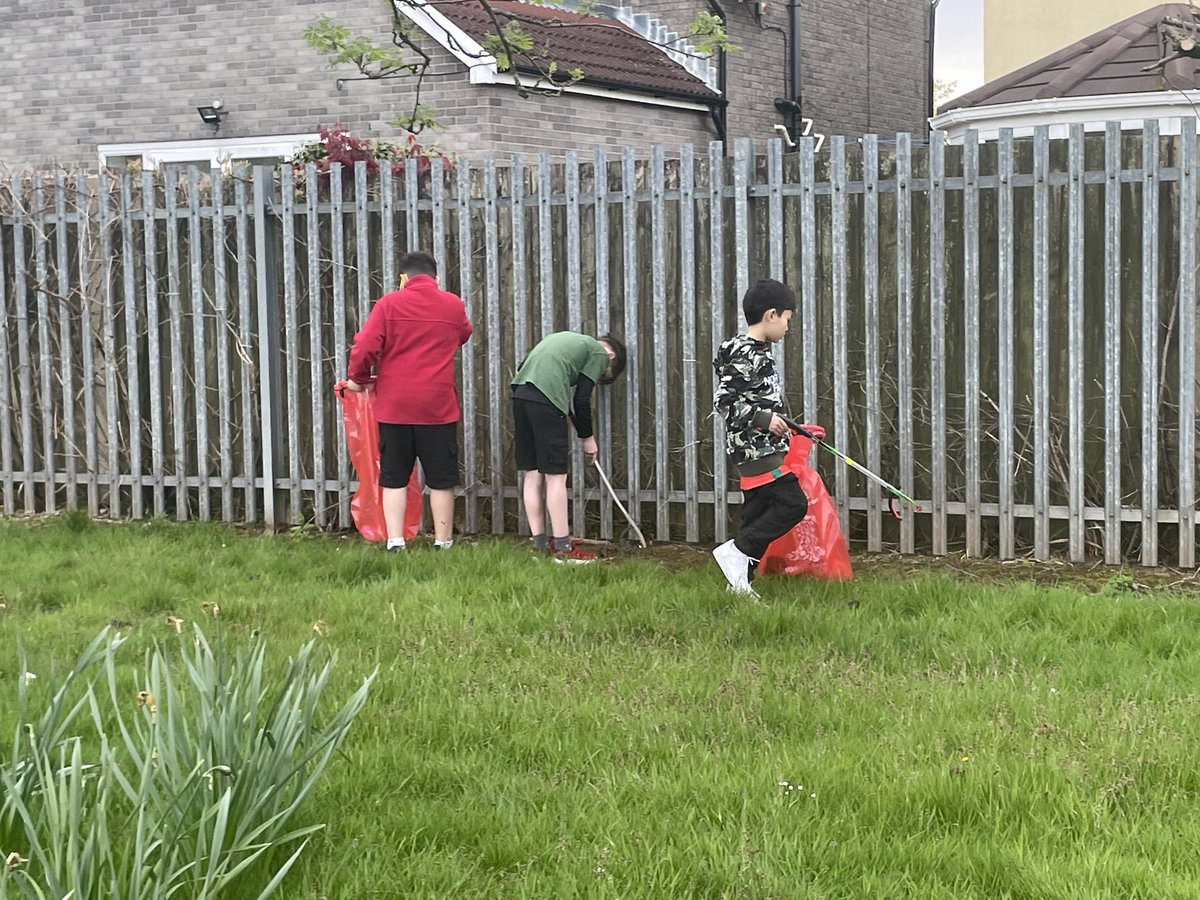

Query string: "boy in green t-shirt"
[511, 332, 627, 556]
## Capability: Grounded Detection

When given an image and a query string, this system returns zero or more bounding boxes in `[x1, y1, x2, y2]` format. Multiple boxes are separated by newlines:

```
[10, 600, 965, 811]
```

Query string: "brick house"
[0, 0, 933, 168]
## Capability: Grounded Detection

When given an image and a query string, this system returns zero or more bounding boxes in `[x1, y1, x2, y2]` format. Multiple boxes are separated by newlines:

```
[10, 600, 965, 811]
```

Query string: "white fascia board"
[98, 134, 319, 169]
[931, 91, 1200, 142]
[487, 70, 711, 111]
[390, 0, 499, 83]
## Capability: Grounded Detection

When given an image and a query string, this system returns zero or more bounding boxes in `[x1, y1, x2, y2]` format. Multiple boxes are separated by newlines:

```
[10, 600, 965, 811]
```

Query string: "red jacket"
[347, 275, 473, 424]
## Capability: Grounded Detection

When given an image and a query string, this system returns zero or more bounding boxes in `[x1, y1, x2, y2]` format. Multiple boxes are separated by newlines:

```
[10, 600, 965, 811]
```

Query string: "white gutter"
[486, 71, 711, 111]
[930, 90, 1200, 142]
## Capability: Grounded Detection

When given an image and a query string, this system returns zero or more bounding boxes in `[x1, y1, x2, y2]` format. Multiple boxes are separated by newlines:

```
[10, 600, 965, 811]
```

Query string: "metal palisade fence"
[0, 122, 1197, 565]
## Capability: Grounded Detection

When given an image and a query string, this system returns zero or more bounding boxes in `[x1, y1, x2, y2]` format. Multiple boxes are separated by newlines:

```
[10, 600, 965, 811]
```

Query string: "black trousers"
[735, 472, 809, 560]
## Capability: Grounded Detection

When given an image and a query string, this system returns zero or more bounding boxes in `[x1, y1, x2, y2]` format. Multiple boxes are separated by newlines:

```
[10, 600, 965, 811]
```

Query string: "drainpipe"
[708, 0, 729, 143]
[789, 0, 802, 139]
[767, 1, 800, 143]
[927, 0, 940, 124]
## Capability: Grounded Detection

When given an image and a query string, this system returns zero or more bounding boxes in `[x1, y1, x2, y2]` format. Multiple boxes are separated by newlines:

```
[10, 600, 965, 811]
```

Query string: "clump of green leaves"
[687, 11, 737, 56]
[389, 102, 442, 134]
[0, 625, 374, 898]
[481, 21, 533, 73]
[303, 14, 418, 79]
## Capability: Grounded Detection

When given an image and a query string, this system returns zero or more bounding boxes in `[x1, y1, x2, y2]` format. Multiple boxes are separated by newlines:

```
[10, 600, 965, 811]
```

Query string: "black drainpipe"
[708, 0, 729, 143]
[789, 0, 802, 139]
[927, 0, 940, 123]
[767, 4, 799, 143]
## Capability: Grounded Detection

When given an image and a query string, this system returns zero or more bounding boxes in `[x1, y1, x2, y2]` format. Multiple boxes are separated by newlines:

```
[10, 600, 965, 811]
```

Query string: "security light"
[196, 100, 228, 129]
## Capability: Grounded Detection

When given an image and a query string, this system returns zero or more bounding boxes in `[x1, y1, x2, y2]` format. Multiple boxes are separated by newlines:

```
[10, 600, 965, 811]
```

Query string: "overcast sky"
[934, 0, 985, 95]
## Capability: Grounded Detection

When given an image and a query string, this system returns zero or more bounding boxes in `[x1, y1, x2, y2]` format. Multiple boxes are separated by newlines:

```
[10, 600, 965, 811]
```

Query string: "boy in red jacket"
[345, 252, 473, 550]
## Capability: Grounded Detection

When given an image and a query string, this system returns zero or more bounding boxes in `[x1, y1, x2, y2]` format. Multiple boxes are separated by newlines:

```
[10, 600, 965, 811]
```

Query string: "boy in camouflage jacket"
[712, 278, 811, 595]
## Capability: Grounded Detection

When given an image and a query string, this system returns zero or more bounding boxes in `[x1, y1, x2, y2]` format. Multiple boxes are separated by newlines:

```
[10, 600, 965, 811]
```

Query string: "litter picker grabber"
[778, 415, 921, 519]
[592, 457, 648, 548]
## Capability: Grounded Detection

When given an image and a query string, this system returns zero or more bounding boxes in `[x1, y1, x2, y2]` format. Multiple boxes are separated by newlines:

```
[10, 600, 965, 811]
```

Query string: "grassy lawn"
[3, 515, 1200, 898]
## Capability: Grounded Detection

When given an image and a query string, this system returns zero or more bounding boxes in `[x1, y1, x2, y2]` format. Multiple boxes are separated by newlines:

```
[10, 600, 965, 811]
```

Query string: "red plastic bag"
[335, 382, 422, 542]
[758, 431, 853, 581]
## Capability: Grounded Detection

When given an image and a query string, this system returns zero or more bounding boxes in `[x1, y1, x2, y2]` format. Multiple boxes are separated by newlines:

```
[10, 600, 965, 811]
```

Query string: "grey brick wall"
[626, 0, 792, 141]
[469, 88, 714, 157]
[631, 0, 932, 141]
[0, 0, 715, 166]
[1, 0, 413, 167]
[797, 0, 932, 138]
[0, 0, 929, 168]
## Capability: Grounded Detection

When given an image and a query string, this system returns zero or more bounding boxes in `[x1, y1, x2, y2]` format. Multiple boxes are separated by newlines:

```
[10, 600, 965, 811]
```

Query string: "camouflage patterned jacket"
[712, 335, 790, 476]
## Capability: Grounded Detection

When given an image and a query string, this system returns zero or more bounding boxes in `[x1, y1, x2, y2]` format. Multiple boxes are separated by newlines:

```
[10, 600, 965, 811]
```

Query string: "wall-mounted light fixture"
[196, 100, 228, 130]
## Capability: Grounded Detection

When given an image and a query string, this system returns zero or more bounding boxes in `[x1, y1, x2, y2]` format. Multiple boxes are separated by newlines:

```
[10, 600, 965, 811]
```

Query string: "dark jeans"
[735, 472, 809, 560]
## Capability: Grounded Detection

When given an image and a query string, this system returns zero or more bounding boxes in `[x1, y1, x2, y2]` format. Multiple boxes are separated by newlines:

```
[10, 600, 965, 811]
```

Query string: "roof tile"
[430, 0, 720, 101]
[944, 3, 1200, 111]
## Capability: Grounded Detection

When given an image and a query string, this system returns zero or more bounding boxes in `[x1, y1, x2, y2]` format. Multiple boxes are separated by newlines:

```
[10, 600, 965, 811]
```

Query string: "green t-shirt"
[511, 332, 609, 415]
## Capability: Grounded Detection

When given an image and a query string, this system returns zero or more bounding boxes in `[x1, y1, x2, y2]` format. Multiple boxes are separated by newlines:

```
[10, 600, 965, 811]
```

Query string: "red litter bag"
[758, 431, 853, 581]
[335, 382, 422, 542]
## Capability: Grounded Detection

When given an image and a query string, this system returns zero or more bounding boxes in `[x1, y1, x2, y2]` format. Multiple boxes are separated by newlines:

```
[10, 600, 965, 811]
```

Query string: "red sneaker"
[552, 542, 597, 564]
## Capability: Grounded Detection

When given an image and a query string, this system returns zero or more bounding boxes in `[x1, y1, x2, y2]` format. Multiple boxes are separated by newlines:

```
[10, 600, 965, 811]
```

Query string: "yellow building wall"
[984, 0, 1147, 80]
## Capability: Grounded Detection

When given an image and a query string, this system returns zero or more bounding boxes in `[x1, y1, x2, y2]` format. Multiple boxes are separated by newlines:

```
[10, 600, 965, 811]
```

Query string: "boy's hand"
[344, 379, 365, 393]
[767, 413, 790, 436]
[580, 435, 598, 460]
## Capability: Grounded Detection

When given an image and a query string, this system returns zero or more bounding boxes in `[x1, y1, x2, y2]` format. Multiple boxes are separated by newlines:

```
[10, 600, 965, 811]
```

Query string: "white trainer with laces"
[712, 539, 758, 597]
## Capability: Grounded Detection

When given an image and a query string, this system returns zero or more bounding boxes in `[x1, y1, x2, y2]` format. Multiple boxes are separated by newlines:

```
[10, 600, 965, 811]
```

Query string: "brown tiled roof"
[943, 3, 1200, 112]
[429, 0, 719, 102]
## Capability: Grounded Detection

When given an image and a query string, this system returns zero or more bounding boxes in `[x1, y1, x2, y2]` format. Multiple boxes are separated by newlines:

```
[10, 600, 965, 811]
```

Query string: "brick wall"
[797, 0, 932, 138]
[0, 0, 716, 166]
[620, 0, 932, 140]
[0, 0, 929, 168]
[469, 88, 714, 157]
[627, 0, 791, 142]
[1, 0, 414, 167]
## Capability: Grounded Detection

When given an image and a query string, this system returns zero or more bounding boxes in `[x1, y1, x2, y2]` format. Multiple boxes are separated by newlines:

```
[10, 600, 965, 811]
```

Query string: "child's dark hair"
[399, 251, 438, 278]
[599, 334, 627, 384]
[742, 278, 796, 325]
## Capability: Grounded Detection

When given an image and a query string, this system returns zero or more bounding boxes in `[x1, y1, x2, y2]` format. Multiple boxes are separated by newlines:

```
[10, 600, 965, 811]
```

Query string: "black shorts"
[378, 422, 460, 490]
[513, 398, 570, 475]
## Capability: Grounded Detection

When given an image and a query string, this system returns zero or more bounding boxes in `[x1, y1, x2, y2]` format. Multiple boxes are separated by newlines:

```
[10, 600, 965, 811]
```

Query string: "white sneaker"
[713, 540, 758, 596]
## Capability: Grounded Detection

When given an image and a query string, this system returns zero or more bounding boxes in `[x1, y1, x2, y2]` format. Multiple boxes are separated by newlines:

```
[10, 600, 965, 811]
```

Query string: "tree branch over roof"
[304, 0, 734, 134]
[1142, 7, 1200, 73]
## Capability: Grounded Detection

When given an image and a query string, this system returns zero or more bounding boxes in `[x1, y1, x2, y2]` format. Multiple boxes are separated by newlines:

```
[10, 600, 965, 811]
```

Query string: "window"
[98, 134, 318, 172]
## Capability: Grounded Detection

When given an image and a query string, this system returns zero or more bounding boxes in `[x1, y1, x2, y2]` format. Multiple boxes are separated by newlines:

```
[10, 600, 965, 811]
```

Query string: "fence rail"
[1, 121, 1197, 565]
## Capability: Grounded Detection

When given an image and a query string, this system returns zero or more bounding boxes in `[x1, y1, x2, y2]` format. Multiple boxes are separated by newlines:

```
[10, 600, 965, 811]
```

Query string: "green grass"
[3, 516, 1200, 898]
